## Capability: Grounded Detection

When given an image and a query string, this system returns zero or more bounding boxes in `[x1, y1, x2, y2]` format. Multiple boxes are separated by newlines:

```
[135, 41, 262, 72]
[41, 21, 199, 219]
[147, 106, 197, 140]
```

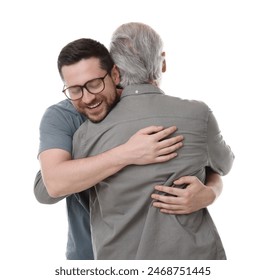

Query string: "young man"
[35, 37, 224, 260]
[72, 23, 234, 259]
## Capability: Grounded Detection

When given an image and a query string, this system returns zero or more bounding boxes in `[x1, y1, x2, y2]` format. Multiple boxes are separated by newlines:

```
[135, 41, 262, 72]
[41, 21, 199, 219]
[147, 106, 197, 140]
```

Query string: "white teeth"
[88, 101, 101, 109]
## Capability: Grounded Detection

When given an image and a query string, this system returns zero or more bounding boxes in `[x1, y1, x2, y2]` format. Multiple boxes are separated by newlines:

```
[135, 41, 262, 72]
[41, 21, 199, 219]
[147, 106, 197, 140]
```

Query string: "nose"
[81, 88, 96, 103]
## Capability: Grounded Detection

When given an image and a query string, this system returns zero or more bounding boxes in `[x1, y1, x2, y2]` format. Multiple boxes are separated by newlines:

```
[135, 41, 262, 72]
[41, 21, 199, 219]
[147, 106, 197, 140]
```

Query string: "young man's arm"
[151, 169, 223, 214]
[34, 165, 222, 210]
[40, 126, 183, 198]
[34, 170, 66, 204]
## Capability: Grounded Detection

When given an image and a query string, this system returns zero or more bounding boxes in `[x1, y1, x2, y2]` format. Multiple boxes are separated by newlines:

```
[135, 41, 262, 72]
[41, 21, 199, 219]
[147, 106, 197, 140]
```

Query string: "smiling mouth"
[87, 101, 102, 109]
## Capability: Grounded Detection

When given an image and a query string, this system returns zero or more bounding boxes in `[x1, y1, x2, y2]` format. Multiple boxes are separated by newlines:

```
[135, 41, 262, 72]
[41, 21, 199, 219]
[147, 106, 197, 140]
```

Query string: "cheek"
[102, 88, 116, 102]
[108, 91, 119, 105]
[71, 100, 83, 112]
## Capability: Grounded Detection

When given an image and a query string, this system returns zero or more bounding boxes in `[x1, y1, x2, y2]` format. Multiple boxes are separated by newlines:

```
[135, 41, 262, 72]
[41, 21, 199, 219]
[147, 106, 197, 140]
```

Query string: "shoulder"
[182, 98, 210, 112]
[163, 94, 211, 118]
[39, 100, 84, 154]
[44, 99, 77, 116]
[40, 100, 85, 129]
[40, 100, 86, 139]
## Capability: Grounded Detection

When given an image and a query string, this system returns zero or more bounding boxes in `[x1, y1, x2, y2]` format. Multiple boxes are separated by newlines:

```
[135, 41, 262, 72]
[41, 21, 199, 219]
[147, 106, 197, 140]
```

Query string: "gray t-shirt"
[73, 84, 234, 260]
[39, 99, 86, 155]
[36, 99, 93, 260]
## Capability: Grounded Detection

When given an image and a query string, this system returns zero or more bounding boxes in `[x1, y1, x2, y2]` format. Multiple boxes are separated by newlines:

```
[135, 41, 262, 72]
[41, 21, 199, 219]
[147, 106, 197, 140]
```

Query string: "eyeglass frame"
[62, 72, 108, 101]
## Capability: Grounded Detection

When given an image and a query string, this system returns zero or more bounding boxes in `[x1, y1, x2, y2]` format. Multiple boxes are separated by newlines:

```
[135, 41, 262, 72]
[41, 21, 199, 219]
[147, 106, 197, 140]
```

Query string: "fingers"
[173, 176, 198, 186]
[152, 200, 188, 215]
[133, 126, 184, 164]
[136, 125, 165, 135]
[152, 126, 177, 141]
[151, 193, 192, 215]
[155, 132, 184, 160]
[157, 136, 183, 156]
[135, 126, 183, 150]
[160, 208, 189, 215]
[160, 135, 184, 146]
[153, 185, 184, 197]
[151, 182, 205, 214]
[153, 201, 179, 209]
[151, 193, 180, 205]
[153, 152, 178, 163]
[151, 186, 186, 214]
[135, 126, 181, 142]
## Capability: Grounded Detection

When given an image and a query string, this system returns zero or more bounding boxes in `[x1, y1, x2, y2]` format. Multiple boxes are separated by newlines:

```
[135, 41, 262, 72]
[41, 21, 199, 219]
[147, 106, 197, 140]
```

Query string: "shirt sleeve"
[33, 170, 66, 204]
[206, 109, 235, 175]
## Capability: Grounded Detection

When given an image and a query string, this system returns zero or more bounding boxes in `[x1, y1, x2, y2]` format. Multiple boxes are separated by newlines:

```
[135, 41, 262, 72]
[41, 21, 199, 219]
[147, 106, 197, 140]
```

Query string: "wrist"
[108, 144, 133, 168]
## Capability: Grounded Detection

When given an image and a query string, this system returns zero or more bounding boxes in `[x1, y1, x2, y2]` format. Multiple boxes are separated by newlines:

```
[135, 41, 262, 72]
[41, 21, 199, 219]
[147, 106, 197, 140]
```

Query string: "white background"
[0, 0, 265, 279]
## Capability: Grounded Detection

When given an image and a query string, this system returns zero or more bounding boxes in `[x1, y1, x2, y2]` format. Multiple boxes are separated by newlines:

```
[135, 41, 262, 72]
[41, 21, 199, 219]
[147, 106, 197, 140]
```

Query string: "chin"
[88, 112, 108, 123]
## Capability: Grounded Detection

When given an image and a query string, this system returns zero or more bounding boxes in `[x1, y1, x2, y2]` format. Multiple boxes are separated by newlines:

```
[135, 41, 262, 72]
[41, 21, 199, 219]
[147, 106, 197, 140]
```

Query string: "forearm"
[42, 144, 130, 198]
[204, 168, 223, 204]
[42, 125, 183, 198]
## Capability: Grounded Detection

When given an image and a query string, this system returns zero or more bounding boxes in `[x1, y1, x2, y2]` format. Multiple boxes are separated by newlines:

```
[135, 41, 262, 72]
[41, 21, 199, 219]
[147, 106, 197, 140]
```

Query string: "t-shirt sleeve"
[38, 106, 73, 155]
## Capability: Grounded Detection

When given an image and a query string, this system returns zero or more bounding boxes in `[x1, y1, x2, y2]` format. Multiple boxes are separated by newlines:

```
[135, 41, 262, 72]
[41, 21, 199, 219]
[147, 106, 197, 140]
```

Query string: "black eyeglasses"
[62, 72, 108, 101]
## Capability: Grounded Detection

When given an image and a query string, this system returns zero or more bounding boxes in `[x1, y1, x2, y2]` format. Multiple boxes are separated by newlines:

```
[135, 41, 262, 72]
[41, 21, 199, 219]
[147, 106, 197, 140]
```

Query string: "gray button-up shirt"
[73, 84, 234, 259]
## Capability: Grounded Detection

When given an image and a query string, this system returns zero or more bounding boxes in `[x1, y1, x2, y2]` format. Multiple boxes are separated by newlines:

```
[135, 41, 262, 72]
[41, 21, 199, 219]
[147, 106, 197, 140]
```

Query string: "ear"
[111, 65, 121, 85]
[161, 52, 166, 73]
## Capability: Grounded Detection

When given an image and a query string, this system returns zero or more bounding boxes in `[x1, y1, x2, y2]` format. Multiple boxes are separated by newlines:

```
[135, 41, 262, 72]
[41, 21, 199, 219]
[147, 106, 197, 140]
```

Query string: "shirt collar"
[121, 84, 165, 99]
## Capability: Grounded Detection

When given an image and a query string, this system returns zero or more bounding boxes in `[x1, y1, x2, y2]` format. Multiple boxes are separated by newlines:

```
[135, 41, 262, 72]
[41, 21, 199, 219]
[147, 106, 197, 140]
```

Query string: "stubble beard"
[86, 93, 120, 123]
